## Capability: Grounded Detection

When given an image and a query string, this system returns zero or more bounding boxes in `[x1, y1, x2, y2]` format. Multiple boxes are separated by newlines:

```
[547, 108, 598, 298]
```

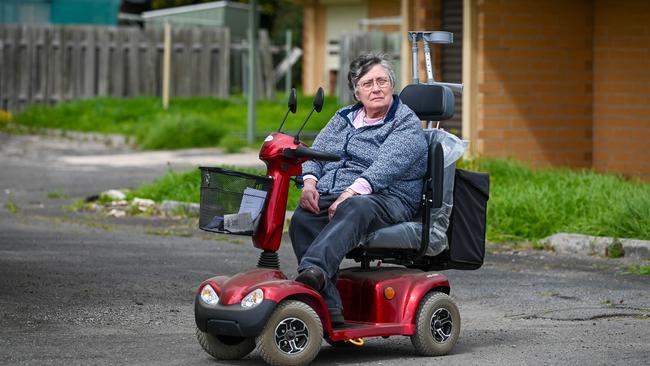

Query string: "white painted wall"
[325, 3, 367, 72]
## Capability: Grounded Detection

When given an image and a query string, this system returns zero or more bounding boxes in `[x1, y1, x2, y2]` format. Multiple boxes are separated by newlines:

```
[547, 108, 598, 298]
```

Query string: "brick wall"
[409, 0, 441, 81]
[593, 0, 650, 180]
[476, 0, 594, 168]
[367, 0, 401, 33]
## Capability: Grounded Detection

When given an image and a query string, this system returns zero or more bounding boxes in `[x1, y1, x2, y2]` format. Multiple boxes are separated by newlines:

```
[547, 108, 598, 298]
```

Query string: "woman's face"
[355, 64, 394, 116]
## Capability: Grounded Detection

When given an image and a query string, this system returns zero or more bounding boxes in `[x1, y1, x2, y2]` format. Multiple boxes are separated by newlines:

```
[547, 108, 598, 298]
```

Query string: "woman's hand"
[299, 179, 320, 214]
[328, 190, 355, 220]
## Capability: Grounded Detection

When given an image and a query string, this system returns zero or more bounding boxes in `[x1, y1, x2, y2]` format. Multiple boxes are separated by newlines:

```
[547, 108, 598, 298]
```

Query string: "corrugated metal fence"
[0, 25, 277, 113]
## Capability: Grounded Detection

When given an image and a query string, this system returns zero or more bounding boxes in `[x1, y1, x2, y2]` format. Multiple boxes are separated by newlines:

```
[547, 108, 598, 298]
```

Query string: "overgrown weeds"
[5, 200, 18, 214]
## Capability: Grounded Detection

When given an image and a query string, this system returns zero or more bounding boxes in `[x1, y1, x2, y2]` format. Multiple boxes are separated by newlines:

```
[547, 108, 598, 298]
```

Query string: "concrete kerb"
[160, 200, 199, 216]
[542, 233, 650, 260]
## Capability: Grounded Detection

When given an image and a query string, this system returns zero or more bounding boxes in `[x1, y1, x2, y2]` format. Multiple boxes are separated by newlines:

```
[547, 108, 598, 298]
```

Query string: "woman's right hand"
[300, 179, 320, 214]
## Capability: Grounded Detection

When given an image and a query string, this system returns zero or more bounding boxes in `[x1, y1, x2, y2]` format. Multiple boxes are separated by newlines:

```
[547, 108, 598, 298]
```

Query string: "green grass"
[47, 191, 69, 199]
[124, 158, 650, 243]
[458, 159, 650, 242]
[626, 264, 650, 276]
[13, 94, 340, 151]
[127, 166, 302, 212]
[5, 200, 18, 214]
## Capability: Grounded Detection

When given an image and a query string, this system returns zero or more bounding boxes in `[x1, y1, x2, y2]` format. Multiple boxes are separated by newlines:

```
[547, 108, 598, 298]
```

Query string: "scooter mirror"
[288, 88, 297, 114]
[294, 87, 325, 143]
[313, 87, 324, 113]
[278, 88, 298, 132]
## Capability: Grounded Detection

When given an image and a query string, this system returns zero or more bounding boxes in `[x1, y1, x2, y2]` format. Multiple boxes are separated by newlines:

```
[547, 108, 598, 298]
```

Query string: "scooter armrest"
[283, 146, 341, 162]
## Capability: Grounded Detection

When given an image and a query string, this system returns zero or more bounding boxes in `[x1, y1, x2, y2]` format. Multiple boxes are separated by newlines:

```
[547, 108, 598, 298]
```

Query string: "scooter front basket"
[199, 167, 272, 236]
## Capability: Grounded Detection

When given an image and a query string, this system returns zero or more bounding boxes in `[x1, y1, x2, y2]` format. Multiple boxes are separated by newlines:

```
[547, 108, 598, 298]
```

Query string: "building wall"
[303, 1, 327, 94]
[415, 0, 441, 80]
[412, 0, 437, 31]
[1, 0, 51, 24]
[303, 0, 419, 95]
[51, 0, 121, 25]
[303, 0, 650, 181]
[325, 3, 367, 77]
[593, 0, 650, 180]
[367, 0, 400, 33]
[476, 0, 594, 168]
[1, 0, 120, 25]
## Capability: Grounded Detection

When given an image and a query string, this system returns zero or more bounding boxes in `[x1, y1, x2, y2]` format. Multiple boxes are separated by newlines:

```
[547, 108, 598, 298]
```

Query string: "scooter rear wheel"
[256, 300, 323, 366]
[410, 292, 460, 356]
[195, 327, 256, 360]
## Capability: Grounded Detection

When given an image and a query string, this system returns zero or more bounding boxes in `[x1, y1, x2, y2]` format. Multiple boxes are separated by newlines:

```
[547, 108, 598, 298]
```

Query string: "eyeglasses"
[357, 77, 391, 91]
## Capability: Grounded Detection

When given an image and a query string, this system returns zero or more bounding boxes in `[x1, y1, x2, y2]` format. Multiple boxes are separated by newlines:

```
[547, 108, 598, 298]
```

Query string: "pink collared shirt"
[303, 108, 384, 195]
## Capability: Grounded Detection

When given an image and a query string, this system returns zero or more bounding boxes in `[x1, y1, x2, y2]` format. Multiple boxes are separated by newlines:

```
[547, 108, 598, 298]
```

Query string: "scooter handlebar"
[283, 146, 341, 162]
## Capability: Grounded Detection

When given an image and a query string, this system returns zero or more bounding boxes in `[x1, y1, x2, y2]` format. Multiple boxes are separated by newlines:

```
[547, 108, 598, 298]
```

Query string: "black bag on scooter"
[445, 169, 490, 269]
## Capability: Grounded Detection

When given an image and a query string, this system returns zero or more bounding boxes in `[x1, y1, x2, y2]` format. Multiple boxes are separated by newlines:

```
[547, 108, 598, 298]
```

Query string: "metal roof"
[141, 1, 250, 19]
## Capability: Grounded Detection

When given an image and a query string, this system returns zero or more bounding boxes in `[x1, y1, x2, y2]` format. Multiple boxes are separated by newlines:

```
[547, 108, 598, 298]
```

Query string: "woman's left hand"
[328, 191, 354, 220]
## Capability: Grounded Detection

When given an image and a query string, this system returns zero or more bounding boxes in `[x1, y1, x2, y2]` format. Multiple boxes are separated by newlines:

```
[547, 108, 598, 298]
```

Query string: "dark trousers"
[289, 193, 413, 310]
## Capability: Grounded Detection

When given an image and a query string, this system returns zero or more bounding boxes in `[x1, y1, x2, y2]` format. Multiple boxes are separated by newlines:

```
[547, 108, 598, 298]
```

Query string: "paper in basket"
[223, 187, 267, 233]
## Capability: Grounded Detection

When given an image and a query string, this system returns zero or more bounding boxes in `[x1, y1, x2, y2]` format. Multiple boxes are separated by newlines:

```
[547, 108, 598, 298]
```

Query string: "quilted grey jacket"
[303, 96, 427, 213]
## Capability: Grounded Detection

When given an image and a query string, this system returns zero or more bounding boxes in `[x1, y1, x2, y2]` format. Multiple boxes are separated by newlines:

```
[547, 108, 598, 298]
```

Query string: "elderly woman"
[290, 52, 427, 324]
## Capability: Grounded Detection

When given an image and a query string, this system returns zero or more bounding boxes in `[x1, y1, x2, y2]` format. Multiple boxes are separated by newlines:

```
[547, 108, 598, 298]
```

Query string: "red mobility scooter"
[195, 32, 489, 365]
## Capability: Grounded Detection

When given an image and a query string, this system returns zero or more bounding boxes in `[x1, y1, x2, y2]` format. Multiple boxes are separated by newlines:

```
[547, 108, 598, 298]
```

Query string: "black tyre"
[256, 300, 323, 366]
[410, 292, 460, 356]
[195, 327, 256, 360]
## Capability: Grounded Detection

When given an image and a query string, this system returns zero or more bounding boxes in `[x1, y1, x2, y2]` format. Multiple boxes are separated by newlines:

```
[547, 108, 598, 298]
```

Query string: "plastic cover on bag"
[361, 129, 466, 256]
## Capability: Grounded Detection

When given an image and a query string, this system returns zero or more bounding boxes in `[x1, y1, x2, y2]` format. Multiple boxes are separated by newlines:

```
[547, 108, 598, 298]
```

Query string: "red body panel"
[253, 133, 307, 252]
[336, 267, 449, 324]
[326, 268, 449, 341]
[200, 268, 334, 327]
[214, 268, 287, 304]
[199, 267, 450, 342]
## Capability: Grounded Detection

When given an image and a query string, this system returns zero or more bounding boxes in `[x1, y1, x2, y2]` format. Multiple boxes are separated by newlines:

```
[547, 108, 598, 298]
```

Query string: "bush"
[137, 113, 226, 150]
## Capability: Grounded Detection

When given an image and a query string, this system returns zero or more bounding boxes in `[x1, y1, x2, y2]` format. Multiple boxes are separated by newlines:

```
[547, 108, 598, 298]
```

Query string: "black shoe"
[328, 307, 345, 325]
[295, 266, 325, 292]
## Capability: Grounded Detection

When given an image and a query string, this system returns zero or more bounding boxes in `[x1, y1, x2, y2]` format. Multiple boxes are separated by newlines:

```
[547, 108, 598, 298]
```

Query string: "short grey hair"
[347, 52, 396, 102]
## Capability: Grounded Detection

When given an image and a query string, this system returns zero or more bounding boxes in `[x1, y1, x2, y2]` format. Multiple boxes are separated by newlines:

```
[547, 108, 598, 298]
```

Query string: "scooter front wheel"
[256, 300, 323, 366]
[410, 292, 460, 356]
[195, 327, 256, 360]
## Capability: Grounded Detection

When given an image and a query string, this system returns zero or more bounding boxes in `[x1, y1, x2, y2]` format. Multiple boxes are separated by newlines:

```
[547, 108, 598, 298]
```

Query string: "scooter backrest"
[399, 84, 455, 121]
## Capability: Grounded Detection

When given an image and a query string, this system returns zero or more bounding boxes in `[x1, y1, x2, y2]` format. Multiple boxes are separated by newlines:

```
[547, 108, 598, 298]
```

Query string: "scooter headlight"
[241, 288, 264, 308]
[199, 284, 219, 306]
